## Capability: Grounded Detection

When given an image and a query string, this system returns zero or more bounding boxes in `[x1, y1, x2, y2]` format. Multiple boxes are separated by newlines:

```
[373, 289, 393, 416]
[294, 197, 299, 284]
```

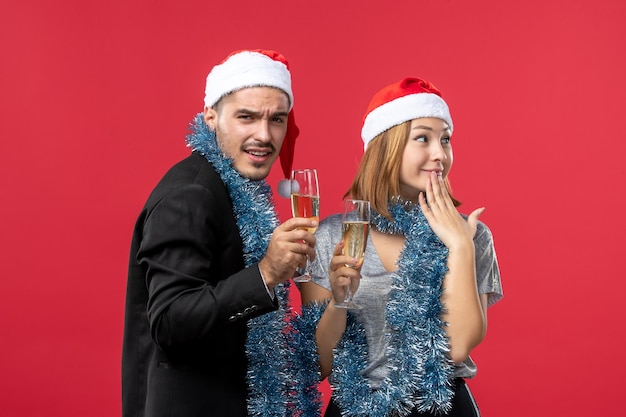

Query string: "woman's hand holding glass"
[333, 199, 370, 310]
[328, 242, 363, 310]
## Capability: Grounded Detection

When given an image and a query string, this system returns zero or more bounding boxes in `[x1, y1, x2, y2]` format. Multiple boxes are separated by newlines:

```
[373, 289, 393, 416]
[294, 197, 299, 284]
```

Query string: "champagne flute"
[334, 199, 370, 310]
[290, 169, 320, 283]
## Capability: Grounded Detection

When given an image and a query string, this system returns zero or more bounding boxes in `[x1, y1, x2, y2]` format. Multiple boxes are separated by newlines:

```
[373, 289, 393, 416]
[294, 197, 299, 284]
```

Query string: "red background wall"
[1, 1, 625, 415]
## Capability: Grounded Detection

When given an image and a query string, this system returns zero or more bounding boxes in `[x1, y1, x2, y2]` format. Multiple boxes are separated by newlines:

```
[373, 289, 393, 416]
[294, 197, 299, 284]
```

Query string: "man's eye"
[272, 117, 285, 123]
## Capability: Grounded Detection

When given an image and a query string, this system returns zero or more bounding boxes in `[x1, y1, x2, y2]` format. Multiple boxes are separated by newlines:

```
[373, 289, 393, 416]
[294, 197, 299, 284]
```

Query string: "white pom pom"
[277, 179, 295, 198]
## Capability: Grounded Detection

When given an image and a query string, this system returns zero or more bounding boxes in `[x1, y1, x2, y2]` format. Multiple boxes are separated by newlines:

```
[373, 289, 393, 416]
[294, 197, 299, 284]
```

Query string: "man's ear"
[203, 106, 217, 130]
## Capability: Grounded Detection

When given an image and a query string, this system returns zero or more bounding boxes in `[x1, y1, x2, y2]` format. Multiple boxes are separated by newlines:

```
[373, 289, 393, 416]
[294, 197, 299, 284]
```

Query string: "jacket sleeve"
[137, 183, 278, 350]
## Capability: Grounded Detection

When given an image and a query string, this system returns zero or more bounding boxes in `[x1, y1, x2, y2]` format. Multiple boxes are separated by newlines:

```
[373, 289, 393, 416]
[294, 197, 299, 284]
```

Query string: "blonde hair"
[346, 121, 460, 219]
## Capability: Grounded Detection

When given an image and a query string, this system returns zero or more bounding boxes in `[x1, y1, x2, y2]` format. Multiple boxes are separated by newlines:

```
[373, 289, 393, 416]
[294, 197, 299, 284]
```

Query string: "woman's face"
[399, 117, 453, 201]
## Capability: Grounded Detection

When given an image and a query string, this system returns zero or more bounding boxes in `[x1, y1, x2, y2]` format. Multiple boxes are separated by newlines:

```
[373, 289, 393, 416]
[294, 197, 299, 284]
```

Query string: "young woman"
[299, 77, 503, 417]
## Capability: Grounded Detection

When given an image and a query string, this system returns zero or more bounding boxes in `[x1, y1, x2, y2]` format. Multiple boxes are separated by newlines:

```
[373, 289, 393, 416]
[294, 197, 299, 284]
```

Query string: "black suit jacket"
[122, 152, 278, 417]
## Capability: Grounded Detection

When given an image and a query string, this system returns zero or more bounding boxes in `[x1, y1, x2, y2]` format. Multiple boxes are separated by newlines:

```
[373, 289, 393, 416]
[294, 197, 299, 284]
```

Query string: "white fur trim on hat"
[204, 51, 293, 110]
[361, 93, 453, 149]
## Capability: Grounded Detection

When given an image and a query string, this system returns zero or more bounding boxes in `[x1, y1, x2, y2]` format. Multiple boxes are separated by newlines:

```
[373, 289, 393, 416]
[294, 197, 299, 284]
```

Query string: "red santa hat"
[204, 49, 299, 197]
[361, 77, 453, 149]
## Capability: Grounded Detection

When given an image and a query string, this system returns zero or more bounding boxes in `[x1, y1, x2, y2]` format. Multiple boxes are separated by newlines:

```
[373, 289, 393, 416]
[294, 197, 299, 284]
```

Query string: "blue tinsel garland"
[291, 302, 326, 417]
[185, 114, 296, 417]
[335, 199, 454, 416]
[296, 198, 455, 417]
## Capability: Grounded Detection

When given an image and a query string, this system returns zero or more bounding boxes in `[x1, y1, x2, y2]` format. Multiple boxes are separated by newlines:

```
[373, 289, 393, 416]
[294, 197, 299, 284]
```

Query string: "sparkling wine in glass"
[290, 169, 320, 282]
[335, 199, 370, 309]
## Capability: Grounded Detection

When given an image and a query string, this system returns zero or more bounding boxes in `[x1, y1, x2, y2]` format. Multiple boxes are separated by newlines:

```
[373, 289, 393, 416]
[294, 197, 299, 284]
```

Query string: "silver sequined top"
[309, 213, 503, 387]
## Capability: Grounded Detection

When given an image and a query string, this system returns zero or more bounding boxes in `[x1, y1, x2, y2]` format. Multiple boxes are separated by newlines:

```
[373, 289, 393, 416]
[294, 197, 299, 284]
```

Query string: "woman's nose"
[430, 143, 446, 161]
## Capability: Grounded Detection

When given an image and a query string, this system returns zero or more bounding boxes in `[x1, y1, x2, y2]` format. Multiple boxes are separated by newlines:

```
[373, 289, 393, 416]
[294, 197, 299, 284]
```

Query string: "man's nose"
[253, 120, 272, 142]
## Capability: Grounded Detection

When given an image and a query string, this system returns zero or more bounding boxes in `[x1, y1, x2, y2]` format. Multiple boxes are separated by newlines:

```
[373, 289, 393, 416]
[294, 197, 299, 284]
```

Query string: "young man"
[122, 50, 316, 417]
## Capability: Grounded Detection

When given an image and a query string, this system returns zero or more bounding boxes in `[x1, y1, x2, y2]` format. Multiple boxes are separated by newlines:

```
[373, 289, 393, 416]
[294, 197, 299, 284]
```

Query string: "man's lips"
[246, 150, 271, 157]
[243, 147, 274, 161]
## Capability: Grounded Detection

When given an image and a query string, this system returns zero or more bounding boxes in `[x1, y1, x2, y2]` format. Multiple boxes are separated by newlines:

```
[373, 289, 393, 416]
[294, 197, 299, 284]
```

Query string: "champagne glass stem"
[335, 285, 359, 309]
[343, 287, 353, 303]
[305, 254, 312, 277]
[293, 253, 313, 283]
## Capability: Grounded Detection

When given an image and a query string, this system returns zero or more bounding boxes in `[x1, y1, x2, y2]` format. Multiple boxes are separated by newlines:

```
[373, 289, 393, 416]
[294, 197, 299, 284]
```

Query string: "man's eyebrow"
[271, 111, 289, 118]
[236, 109, 289, 118]
[236, 108, 260, 116]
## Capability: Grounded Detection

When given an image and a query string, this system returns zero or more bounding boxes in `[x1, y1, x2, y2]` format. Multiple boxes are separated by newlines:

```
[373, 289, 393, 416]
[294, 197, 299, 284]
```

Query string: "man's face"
[204, 87, 290, 181]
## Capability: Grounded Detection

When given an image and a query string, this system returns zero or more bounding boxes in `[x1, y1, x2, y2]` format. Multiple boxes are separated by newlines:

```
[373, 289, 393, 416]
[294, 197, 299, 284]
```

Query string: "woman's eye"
[413, 135, 427, 142]
[441, 137, 451, 145]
